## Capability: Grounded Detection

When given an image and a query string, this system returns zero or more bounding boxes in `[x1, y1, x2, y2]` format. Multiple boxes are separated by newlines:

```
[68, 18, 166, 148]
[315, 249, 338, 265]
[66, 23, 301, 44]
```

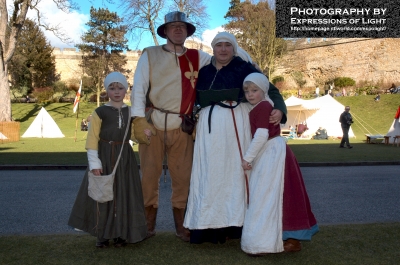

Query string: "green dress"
[68, 105, 147, 243]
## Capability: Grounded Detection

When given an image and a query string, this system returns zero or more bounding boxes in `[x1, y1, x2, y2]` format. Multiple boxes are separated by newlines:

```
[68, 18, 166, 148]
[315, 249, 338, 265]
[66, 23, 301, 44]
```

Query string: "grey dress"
[68, 105, 147, 243]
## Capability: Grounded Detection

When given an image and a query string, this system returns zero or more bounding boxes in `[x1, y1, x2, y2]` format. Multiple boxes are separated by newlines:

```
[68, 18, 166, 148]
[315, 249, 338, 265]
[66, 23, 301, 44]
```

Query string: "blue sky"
[31, 0, 232, 50]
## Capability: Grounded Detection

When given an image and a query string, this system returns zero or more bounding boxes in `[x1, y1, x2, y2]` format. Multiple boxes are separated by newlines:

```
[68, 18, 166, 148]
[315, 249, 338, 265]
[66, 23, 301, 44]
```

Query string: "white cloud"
[26, 0, 88, 49]
[24, 2, 225, 51]
[201, 26, 225, 47]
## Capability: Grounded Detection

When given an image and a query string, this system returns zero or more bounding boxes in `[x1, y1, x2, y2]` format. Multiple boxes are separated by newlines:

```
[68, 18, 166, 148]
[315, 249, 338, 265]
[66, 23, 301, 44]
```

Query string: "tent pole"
[74, 104, 79, 142]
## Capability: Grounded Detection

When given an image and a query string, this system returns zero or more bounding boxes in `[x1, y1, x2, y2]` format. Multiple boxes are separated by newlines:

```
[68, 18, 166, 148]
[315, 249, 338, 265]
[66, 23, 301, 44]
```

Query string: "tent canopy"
[284, 95, 355, 138]
[22, 107, 65, 138]
[385, 106, 400, 143]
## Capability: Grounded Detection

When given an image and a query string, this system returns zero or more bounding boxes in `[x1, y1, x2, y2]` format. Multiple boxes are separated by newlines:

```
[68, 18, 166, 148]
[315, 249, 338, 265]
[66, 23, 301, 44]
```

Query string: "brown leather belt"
[100, 139, 130, 168]
[150, 106, 183, 182]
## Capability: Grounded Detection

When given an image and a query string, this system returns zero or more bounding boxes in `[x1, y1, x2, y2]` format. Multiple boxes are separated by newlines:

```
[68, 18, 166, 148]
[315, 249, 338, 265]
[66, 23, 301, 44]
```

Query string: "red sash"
[179, 49, 200, 115]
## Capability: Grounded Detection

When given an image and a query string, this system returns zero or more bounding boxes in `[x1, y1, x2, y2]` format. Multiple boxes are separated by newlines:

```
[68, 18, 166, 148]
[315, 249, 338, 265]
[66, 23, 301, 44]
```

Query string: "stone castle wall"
[53, 39, 400, 89]
[52, 40, 211, 86]
[53, 48, 141, 85]
[274, 38, 400, 88]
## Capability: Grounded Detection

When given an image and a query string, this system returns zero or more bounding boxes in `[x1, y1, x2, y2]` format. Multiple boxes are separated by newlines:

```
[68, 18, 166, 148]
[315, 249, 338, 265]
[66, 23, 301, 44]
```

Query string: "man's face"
[345, 107, 350, 112]
[165, 22, 188, 44]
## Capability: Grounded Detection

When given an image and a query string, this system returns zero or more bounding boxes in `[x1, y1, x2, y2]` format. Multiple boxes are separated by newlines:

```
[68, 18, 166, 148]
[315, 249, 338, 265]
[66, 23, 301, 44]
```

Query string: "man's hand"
[132, 117, 156, 145]
[269, 109, 283, 126]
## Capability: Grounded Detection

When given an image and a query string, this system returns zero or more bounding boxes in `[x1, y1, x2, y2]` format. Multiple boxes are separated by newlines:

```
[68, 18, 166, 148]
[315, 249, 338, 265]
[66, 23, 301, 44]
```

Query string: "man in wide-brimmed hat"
[130, 11, 211, 242]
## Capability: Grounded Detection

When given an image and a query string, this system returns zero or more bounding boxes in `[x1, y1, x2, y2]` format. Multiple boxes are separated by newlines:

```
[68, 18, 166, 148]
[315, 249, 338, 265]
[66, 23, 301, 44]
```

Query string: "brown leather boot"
[172, 207, 190, 242]
[145, 206, 158, 238]
[283, 238, 301, 252]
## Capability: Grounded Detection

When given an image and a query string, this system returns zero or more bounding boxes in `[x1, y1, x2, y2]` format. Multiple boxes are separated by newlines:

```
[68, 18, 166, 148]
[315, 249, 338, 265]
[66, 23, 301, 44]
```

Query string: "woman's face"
[213, 42, 234, 67]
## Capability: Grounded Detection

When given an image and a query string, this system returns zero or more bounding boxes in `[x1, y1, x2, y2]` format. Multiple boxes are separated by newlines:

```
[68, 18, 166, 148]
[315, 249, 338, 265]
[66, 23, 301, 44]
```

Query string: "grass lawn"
[1, 223, 399, 265]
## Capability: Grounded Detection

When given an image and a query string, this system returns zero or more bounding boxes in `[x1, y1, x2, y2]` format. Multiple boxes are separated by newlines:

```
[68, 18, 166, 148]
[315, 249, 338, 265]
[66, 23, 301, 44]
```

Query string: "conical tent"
[385, 106, 400, 144]
[22, 107, 65, 138]
[0, 132, 8, 139]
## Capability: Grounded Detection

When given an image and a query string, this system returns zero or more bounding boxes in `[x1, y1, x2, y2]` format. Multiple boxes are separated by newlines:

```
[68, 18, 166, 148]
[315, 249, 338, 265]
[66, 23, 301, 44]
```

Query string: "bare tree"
[119, 0, 209, 48]
[119, 0, 165, 47]
[0, 0, 76, 122]
[169, 0, 209, 39]
[224, 0, 286, 78]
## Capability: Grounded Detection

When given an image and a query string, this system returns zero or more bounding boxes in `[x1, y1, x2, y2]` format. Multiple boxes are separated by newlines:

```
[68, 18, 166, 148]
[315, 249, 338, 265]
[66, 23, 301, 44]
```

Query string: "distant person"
[80, 119, 88, 131]
[342, 87, 347, 96]
[324, 84, 329, 95]
[68, 72, 149, 248]
[288, 125, 297, 139]
[389, 83, 396, 94]
[315, 86, 320, 97]
[374, 94, 380, 102]
[298, 89, 302, 98]
[297, 122, 308, 137]
[313, 127, 328, 140]
[86, 114, 92, 129]
[26, 95, 30, 103]
[339, 106, 353, 149]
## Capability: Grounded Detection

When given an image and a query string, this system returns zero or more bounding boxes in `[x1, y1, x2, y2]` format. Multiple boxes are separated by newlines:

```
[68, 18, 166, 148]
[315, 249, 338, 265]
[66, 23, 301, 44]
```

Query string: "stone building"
[274, 38, 400, 88]
[52, 40, 212, 87]
[53, 38, 400, 91]
[53, 48, 141, 86]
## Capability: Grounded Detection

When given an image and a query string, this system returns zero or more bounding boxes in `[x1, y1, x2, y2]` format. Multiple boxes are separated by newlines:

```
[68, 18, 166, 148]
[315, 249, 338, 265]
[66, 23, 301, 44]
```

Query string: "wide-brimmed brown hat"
[157, 11, 196, 38]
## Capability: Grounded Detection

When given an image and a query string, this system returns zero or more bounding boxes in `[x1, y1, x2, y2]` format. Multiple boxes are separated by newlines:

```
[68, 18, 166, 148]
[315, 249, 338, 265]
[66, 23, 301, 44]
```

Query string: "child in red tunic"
[241, 73, 318, 255]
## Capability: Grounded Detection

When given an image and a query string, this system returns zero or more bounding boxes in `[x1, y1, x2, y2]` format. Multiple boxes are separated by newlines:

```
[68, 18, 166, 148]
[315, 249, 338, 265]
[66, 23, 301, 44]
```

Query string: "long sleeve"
[87, 149, 102, 170]
[131, 51, 150, 118]
[85, 110, 102, 170]
[243, 128, 269, 164]
[199, 50, 212, 68]
[268, 82, 287, 124]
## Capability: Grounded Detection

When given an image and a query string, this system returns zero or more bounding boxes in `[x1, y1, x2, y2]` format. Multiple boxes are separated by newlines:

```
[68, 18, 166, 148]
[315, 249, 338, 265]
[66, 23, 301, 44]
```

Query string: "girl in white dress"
[240, 73, 287, 254]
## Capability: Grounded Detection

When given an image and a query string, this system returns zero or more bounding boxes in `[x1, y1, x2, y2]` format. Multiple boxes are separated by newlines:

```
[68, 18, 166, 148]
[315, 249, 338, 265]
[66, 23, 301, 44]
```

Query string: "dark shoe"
[347, 146, 353, 149]
[96, 240, 109, 248]
[284, 239, 301, 252]
[113, 238, 127, 248]
[339, 146, 345, 148]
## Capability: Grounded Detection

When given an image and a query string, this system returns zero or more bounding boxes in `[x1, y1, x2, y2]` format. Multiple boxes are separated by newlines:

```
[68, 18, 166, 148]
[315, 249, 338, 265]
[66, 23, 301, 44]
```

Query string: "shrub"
[354, 80, 380, 95]
[281, 89, 298, 99]
[334, 77, 356, 88]
[291, 71, 306, 88]
[32, 87, 54, 103]
[89, 93, 109, 103]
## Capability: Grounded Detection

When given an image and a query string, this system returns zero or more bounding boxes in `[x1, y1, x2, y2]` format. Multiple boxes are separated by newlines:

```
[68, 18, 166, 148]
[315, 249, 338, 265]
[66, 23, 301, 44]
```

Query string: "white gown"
[240, 135, 286, 254]
[184, 102, 251, 229]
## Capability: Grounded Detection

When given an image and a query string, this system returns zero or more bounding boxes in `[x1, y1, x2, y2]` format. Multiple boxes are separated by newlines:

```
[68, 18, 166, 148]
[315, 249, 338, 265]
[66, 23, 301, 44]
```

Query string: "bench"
[383, 136, 390, 145]
[393, 135, 400, 147]
[281, 130, 290, 137]
[365, 134, 384, 144]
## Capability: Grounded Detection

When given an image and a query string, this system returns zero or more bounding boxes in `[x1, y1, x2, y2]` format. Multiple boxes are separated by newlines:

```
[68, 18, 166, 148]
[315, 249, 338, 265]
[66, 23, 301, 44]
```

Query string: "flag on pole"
[73, 80, 82, 113]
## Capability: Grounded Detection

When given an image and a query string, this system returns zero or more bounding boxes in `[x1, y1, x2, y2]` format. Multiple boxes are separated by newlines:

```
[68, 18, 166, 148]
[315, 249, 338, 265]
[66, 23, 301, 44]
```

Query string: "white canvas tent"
[22, 107, 65, 138]
[0, 132, 8, 139]
[385, 106, 400, 144]
[283, 95, 355, 138]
